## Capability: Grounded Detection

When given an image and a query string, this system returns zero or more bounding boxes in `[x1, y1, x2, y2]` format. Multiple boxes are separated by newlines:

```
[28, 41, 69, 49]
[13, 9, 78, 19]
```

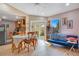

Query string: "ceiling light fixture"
[2, 16, 6, 19]
[66, 3, 70, 6]
[16, 16, 19, 19]
[34, 3, 40, 6]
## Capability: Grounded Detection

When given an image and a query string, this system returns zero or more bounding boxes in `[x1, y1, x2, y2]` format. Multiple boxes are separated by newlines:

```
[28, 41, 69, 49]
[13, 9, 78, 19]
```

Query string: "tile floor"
[0, 39, 79, 56]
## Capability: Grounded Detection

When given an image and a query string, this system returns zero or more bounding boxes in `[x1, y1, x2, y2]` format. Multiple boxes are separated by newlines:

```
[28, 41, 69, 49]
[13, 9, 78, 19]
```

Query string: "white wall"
[49, 9, 79, 35]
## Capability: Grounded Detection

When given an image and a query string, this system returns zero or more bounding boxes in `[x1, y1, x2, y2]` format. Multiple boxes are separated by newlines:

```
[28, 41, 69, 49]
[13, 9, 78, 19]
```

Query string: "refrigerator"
[0, 24, 6, 45]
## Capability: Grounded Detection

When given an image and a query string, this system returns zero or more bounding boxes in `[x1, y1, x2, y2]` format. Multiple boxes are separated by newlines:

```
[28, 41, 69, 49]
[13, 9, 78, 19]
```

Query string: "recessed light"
[16, 16, 19, 19]
[2, 16, 6, 19]
[66, 3, 70, 6]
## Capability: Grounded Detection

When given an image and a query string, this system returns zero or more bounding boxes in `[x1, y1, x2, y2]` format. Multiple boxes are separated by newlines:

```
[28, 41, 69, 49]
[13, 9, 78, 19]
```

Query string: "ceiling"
[9, 3, 79, 17]
[0, 3, 79, 21]
[0, 4, 23, 21]
[0, 9, 17, 21]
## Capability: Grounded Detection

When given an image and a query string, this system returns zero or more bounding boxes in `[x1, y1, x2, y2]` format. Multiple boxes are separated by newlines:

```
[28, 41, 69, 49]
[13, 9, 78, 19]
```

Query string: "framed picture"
[67, 20, 73, 29]
[62, 17, 67, 25]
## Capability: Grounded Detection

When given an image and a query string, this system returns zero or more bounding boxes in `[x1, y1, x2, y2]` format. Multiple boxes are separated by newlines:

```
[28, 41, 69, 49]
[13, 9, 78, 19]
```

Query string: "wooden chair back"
[27, 32, 35, 39]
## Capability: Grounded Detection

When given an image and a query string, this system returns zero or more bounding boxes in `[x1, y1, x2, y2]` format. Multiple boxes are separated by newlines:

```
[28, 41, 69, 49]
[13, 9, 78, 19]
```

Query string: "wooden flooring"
[0, 40, 79, 56]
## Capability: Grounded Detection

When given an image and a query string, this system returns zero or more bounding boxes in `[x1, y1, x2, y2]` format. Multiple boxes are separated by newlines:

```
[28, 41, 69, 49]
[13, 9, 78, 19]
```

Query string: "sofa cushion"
[48, 37, 78, 48]
[50, 33, 66, 40]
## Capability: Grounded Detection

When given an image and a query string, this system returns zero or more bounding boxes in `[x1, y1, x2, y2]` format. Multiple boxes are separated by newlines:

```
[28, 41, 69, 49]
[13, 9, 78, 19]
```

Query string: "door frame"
[30, 20, 46, 40]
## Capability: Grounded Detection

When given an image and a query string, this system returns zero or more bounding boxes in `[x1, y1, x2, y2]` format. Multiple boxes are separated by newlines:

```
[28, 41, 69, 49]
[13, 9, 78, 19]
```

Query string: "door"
[30, 21, 46, 40]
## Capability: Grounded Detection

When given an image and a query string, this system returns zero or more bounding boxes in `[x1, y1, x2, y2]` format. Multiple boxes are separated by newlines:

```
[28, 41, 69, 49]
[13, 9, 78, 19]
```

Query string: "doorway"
[30, 21, 46, 40]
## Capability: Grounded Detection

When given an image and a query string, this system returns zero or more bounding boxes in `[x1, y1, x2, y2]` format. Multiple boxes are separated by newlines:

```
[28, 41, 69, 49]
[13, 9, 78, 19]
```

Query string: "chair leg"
[64, 45, 75, 56]
[11, 43, 16, 53]
[18, 42, 22, 53]
[33, 40, 36, 50]
[69, 45, 75, 52]
[28, 44, 29, 52]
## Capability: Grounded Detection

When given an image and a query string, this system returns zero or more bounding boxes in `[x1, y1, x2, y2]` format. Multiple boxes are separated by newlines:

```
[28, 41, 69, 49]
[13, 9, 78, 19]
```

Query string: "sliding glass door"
[30, 21, 46, 40]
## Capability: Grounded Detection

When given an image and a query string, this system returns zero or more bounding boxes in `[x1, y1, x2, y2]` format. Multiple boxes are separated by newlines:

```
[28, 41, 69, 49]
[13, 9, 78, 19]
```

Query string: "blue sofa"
[47, 34, 78, 48]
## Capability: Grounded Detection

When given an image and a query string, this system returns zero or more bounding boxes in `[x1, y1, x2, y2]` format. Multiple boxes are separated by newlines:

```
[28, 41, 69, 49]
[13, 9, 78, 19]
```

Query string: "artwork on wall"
[50, 19, 60, 33]
[62, 17, 73, 29]
[67, 20, 73, 29]
[62, 17, 67, 25]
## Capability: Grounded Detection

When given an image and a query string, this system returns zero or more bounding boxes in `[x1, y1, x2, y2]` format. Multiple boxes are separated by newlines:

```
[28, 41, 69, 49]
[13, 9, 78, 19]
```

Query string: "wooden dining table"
[12, 35, 30, 53]
[12, 33, 37, 53]
[13, 35, 28, 39]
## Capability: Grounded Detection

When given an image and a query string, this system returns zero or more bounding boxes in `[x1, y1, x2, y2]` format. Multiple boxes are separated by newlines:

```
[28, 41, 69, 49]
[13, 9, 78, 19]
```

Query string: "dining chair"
[9, 32, 25, 53]
[27, 32, 37, 50]
[9, 32, 17, 53]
